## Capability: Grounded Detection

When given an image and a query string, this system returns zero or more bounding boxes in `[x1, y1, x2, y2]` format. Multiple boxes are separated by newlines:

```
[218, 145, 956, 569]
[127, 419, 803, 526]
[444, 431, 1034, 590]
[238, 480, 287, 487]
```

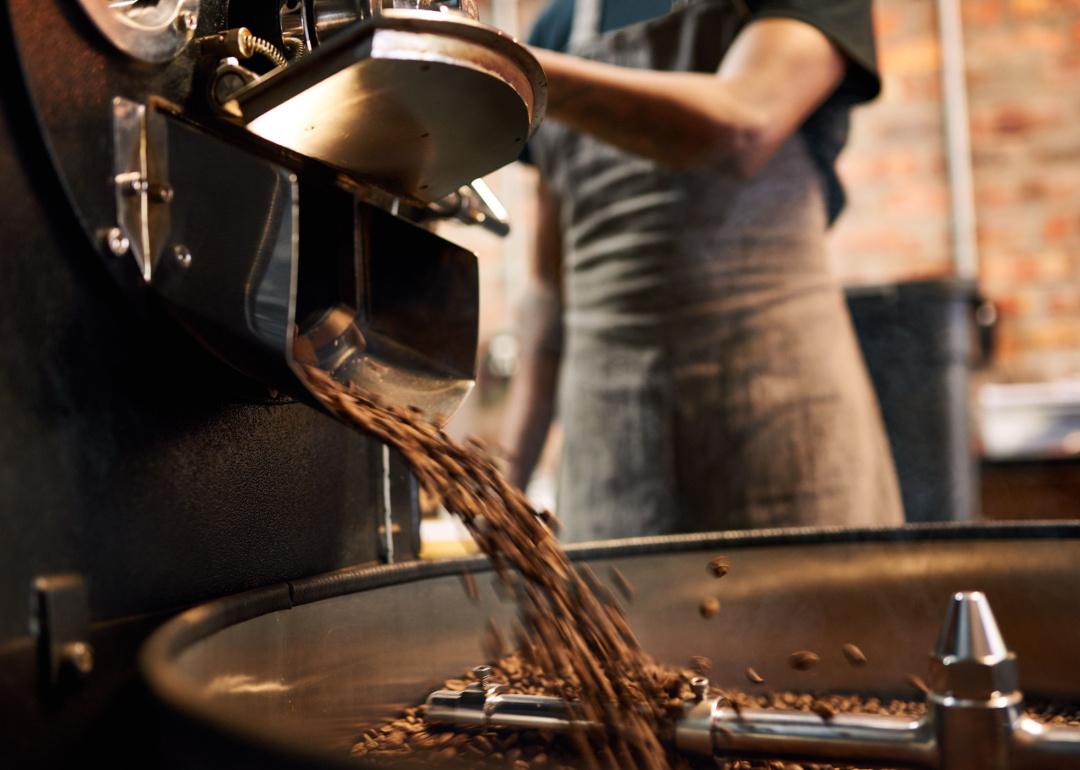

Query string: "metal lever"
[425, 592, 1080, 770]
[427, 666, 600, 733]
[425, 178, 512, 237]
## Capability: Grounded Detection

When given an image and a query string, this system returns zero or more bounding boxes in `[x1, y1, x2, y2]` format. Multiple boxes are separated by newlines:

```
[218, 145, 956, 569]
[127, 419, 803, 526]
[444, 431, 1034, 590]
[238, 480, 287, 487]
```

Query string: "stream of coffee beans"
[306, 369, 1080, 770]
[305, 368, 675, 770]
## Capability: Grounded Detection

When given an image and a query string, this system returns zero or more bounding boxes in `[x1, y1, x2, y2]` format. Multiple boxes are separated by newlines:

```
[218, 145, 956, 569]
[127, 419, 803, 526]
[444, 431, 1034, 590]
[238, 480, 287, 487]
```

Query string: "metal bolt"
[213, 71, 248, 104]
[690, 676, 709, 702]
[102, 227, 130, 257]
[60, 641, 94, 679]
[175, 9, 197, 34]
[173, 245, 193, 269]
[121, 176, 149, 196]
[235, 27, 255, 58]
[149, 183, 174, 204]
[473, 665, 492, 690]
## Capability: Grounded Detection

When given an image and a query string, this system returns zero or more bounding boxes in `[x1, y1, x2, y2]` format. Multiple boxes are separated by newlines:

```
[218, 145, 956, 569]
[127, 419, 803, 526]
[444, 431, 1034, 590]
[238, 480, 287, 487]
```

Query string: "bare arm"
[499, 176, 564, 490]
[531, 17, 846, 176]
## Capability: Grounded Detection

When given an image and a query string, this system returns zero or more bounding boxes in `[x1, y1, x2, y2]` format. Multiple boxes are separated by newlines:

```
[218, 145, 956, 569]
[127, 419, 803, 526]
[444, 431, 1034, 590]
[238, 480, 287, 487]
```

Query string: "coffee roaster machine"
[0, 0, 541, 765]
[3, 3, 1080, 770]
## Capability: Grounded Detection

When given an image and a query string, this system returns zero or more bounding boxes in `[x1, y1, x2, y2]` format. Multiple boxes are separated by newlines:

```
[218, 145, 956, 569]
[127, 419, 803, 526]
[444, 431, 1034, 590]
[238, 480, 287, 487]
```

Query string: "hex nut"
[928, 652, 1019, 700]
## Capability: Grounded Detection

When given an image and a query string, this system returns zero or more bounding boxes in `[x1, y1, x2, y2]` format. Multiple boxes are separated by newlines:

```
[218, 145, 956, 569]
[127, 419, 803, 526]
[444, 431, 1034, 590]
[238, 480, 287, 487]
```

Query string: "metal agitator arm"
[425, 592, 1080, 770]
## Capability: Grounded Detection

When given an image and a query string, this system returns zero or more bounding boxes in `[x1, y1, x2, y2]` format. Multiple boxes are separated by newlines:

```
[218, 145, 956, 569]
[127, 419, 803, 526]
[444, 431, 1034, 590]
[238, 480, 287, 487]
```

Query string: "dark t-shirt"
[525, 0, 881, 224]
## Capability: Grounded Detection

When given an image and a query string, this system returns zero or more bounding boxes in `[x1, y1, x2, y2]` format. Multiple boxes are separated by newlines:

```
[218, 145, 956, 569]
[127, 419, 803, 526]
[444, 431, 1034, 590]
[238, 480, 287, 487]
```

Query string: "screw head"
[173, 245, 193, 269]
[473, 665, 492, 689]
[690, 676, 709, 701]
[102, 227, 130, 257]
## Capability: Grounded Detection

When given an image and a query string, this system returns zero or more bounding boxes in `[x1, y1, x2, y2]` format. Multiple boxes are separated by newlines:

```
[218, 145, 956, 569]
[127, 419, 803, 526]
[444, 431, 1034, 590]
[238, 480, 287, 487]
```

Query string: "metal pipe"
[1010, 718, 1080, 770]
[936, 0, 979, 279]
[426, 690, 601, 733]
[676, 701, 936, 768]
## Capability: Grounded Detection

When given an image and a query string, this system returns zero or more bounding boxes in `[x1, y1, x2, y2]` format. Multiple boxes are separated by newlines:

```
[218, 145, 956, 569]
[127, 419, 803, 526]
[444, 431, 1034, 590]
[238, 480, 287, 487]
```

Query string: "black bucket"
[846, 279, 994, 523]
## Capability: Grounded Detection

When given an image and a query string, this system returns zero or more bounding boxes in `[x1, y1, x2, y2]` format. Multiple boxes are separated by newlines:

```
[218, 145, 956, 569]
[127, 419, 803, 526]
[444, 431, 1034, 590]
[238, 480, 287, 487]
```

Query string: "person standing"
[501, 0, 904, 541]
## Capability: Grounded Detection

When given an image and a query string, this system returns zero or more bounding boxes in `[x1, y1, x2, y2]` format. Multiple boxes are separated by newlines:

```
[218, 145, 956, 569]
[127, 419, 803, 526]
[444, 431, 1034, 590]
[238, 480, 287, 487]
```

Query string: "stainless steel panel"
[234, 11, 545, 202]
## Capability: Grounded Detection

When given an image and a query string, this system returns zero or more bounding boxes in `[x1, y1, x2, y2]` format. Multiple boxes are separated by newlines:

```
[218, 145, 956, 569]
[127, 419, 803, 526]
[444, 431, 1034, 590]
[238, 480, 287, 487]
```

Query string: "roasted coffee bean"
[538, 509, 562, 534]
[462, 568, 479, 601]
[841, 642, 868, 667]
[690, 655, 712, 674]
[811, 701, 836, 721]
[907, 673, 931, 695]
[708, 556, 731, 578]
[484, 620, 507, 662]
[699, 597, 721, 618]
[745, 666, 765, 684]
[788, 650, 820, 671]
[610, 567, 634, 601]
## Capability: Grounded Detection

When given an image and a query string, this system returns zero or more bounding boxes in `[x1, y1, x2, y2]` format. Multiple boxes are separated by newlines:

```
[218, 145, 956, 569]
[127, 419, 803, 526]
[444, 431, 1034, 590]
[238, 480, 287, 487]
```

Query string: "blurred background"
[424, 0, 1080, 553]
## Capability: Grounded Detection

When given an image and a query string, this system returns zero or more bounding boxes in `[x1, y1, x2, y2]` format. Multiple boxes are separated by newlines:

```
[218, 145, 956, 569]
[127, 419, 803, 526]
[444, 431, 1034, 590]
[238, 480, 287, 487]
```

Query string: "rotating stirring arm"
[424, 593, 1080, 770]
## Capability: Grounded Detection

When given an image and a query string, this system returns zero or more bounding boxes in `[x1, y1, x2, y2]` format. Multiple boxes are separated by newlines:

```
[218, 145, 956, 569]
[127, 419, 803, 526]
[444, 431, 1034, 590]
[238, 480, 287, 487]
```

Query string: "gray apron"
[530, 0, 904, 541]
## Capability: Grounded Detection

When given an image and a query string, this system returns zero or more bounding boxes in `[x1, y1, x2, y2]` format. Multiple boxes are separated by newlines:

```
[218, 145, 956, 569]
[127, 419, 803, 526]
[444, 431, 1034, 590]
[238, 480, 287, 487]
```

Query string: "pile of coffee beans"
[305, 369, 675, 770]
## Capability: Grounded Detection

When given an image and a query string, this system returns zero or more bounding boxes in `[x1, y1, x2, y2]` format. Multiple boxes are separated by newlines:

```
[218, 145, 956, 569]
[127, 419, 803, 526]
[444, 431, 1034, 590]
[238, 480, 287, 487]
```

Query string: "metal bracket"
[426, 178, 511, 237]
[29, 574, 93, 697]
[112, 97, 172, 282]
[375, 446, 421, 563]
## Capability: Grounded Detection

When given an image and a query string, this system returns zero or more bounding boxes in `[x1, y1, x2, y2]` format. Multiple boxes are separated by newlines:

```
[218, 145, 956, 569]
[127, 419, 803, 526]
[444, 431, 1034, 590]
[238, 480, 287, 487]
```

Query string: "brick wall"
[965, 0, 1080, 377]
[832, 0, 1080, 379]
[829, 0, 953, 283]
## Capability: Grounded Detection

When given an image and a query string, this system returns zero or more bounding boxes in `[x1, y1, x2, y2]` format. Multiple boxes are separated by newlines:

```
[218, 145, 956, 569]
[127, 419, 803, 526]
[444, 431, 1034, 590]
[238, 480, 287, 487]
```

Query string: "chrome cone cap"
[930, 591, 1019, 700]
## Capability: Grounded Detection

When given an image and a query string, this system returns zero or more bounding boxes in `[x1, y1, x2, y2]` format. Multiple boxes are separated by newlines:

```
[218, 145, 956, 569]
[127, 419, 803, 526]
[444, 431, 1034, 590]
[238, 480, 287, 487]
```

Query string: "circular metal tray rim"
[139, 520, 1080, 767]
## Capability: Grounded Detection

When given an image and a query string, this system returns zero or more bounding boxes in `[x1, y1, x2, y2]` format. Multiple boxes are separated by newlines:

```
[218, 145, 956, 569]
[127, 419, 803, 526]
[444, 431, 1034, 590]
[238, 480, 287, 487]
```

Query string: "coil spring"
[282, 36, 307, 61]
[248, 34, 288, 68]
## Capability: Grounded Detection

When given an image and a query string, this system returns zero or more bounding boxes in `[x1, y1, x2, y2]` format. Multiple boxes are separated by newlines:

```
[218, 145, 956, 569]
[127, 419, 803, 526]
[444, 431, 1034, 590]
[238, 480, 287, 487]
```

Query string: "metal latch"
[29, 574, 93, 697]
